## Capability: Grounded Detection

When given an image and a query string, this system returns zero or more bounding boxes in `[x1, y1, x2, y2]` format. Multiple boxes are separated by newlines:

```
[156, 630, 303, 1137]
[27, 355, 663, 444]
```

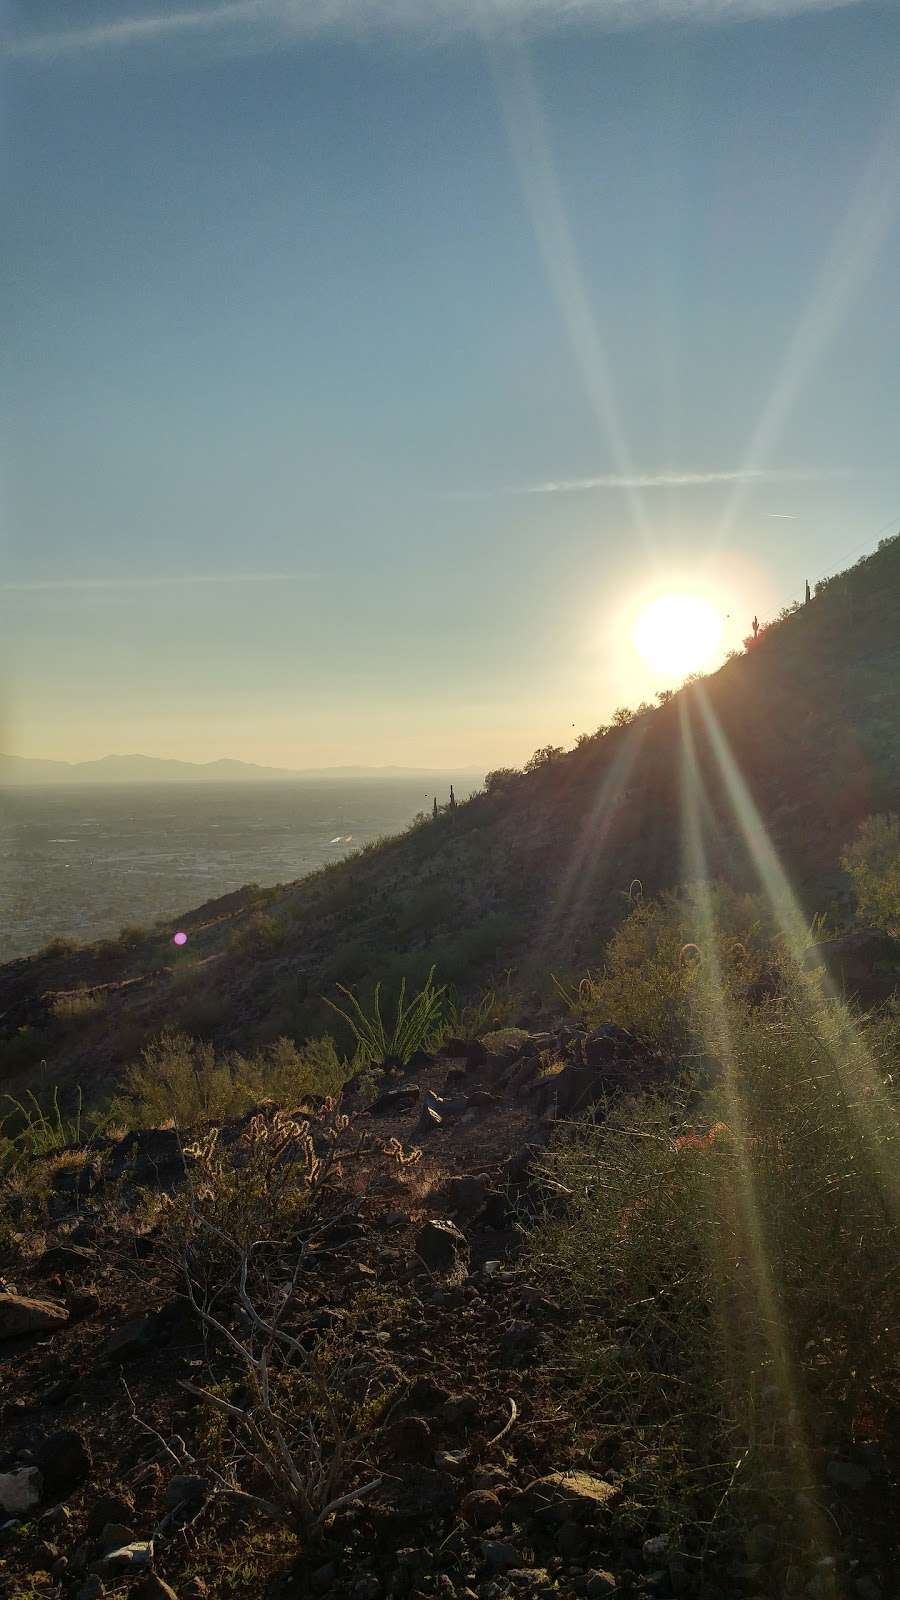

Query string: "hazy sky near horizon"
[3, 0, 899, 768]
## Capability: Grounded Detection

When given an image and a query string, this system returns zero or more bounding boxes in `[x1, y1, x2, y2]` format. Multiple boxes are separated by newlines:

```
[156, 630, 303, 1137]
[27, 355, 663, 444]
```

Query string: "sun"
[633, 593, 724, 679]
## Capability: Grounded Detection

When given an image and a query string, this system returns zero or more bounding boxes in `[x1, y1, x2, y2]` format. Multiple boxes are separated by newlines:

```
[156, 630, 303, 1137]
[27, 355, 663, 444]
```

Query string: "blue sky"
[2, 0, 899, 768]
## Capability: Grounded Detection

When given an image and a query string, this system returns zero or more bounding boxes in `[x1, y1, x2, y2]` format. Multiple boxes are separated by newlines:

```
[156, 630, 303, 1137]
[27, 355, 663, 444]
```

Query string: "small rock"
[99, 1522, 137, 1552]
[102, 1539, 154, 1569]
[585, 1573, 618, 1598]
[826, 1459, 872, 1491]
[77, 1578, 106, 1600]
[312, 1564, 338, 1592]
[133, 1577, 180, 1600]
[0, 1467, 43, 1515]
[86, 1494, 135, 1536]
[481, 1541, 523, 1572]
[67, 1291, 101, 1323]
[164, 1473, 208, 1507]
[461, 1490, 502, 1528]
[853, 1579, 882, 1600]
[443, 1392, 480, 1425]
[643, 1535, 670, 1560]
[353, 1578, 381, 1600]
[34, 1428, 92, 1499]
[383, 1414, 433, 1464]
[0, 1291, 69, 1339]
[98, 1315, 155, 1363]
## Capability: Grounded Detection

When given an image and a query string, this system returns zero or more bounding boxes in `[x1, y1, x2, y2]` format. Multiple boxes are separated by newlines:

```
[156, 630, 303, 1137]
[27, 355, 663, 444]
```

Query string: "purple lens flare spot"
[173, 931, 188, 946]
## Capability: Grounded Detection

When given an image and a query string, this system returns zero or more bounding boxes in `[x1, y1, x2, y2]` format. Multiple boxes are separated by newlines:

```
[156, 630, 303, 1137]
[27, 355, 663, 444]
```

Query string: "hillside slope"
[2, 534, 899, 1098]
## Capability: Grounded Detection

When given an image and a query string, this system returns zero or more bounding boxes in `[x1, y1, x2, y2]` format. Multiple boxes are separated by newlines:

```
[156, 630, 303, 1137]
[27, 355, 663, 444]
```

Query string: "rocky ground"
[1, 1028, 894, 1600]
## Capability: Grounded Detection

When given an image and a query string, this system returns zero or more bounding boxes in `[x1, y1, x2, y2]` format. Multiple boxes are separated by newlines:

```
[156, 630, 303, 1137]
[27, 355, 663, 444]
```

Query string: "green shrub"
[555, 883, 773, 1053]
[1, 1085, 84, 1170]
[116, 1030, 347, 1129]
[324, 966, 447, 1067]
[842, 812, 900, 931]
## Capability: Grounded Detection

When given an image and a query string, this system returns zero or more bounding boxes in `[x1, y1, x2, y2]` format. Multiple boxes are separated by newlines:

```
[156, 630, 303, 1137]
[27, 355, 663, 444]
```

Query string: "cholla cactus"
[381, 1135, 422, 1167]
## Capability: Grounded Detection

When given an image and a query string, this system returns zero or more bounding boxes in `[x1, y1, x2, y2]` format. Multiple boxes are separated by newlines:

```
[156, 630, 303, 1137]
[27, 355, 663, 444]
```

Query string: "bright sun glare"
[633, 593, 724, 680]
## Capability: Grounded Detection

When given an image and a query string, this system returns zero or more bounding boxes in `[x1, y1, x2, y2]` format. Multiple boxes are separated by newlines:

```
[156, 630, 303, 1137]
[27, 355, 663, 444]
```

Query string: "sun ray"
[692, 684, 900, 1222]
[479, 9, 655, 553]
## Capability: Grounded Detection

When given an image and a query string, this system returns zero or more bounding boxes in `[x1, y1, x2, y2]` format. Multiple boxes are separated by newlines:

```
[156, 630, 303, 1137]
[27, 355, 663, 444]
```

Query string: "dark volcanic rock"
[98, 1315, 156, 1363]
[415, 1219, 469, 1274]
[438, 1038, 486, 1069]
[583, 1024, 641, 1067]
[36, 1244, 97, 1278]
[106, 1128, 184, 1184]
[372, 1084, 420, 1115]
[34, 1429, 92, 1499]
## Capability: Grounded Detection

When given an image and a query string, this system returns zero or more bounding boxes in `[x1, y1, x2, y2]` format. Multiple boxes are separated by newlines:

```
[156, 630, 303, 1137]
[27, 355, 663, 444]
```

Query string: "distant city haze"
[0, 776, 482, 957]
[0, 753, 484, 786]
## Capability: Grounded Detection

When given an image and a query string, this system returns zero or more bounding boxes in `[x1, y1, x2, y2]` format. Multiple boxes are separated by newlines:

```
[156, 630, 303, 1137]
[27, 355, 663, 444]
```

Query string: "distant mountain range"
[0, 753, 484, 786]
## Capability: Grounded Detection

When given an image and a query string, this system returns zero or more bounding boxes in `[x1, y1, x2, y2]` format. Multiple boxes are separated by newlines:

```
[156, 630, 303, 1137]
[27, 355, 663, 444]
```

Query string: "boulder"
[106, 1128, 183, 1184]
[34, 1429, 92, 1499]
[415, 1219, 469, 1274]
[0, 1291, 69, 1339]
[803, 929, 900, 1005]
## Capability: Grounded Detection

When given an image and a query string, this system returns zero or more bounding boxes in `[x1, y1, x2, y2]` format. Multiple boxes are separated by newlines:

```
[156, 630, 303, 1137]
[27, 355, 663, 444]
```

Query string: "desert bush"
[524, 744, 565, 772]
[484, 766, 521, 792]
[158, 1106, 386, 1535]
[37, 934, 81, 959]
[119, 1031, 243, 1127]
[842, 812, 900, 932]
[555, 883, 773, 1053]
[117, 1030, 347, 1128]
[324, 966, 447, 1067]
[228, 912, 288, 959]
[49, 987, 107, 1022]
[526, 974, 900, 1565]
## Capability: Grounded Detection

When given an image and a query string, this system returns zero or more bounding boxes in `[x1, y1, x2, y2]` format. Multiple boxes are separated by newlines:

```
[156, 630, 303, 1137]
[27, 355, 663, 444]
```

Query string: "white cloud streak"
[505, 466, 826, 495]
[2, 0, 867, 61]
[0, 572, 303, 593]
